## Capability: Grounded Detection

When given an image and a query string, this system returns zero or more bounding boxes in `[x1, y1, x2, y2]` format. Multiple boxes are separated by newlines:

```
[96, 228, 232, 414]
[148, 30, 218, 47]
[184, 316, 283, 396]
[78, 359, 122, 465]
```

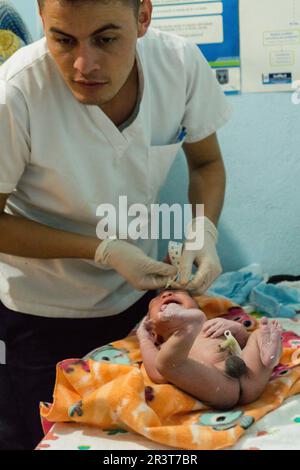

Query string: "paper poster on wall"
[151, 0, 240, 94]
[240, 0, 300, 93]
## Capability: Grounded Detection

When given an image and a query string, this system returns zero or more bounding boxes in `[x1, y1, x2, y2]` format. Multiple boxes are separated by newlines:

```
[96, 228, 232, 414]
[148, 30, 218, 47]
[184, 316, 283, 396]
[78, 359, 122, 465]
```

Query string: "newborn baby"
[137, 289, 282, 410]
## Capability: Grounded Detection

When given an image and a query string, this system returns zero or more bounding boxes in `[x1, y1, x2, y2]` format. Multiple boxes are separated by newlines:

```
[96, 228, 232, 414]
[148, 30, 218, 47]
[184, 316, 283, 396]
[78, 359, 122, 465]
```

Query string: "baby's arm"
[137, 317, 168, 384]
[202, 318, 249, 347]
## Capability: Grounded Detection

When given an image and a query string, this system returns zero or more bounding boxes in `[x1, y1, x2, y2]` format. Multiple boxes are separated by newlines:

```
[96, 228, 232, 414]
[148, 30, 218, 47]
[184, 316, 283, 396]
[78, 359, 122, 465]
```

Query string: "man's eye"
[55, 38, 75, 47]
[94, 37, 117, 46]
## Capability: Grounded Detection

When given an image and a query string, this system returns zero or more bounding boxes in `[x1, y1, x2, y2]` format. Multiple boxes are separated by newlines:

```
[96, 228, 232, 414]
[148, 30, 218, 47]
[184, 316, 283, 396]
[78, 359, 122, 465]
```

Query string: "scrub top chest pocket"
[148, 126, 187, 197]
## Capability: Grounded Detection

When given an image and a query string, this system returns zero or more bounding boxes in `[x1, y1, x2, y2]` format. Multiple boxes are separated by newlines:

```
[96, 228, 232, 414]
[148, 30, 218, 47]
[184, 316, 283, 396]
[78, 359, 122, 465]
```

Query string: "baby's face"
[148, 289, 199, 324]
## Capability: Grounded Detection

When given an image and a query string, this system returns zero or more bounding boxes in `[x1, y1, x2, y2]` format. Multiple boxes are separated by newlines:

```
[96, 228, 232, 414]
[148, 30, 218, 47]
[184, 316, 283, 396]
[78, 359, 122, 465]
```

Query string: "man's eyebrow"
[49, 24, 122, 38]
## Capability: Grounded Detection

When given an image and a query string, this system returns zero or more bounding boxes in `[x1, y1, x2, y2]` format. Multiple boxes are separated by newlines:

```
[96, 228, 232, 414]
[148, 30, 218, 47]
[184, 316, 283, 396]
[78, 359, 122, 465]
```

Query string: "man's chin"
[71, 92, 104, 106]
[69, 87, 112, 106]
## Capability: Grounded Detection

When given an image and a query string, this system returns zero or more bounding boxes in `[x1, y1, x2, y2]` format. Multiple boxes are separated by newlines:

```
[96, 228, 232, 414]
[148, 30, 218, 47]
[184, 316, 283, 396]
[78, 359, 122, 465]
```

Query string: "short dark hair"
[38, 0, 141, 16]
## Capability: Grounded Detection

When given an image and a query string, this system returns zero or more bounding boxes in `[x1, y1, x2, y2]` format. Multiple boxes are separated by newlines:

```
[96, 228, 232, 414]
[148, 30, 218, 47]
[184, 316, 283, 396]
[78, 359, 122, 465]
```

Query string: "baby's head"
[147, 289, 199, 341]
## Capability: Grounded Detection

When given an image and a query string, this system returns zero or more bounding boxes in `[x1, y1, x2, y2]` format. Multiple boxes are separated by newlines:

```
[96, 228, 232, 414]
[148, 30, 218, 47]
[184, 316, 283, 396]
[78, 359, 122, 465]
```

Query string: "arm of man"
[183, 132, 226, 225]
[0, 193, 176, 290]
[172, 133, 225, 292]
[173, 41, 231, 293]
[0, 192, 100, 259]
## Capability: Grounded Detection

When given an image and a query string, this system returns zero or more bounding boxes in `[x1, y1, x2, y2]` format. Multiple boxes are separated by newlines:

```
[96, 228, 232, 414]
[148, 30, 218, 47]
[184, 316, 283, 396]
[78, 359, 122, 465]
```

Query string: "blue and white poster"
[152, 0, 240, 93]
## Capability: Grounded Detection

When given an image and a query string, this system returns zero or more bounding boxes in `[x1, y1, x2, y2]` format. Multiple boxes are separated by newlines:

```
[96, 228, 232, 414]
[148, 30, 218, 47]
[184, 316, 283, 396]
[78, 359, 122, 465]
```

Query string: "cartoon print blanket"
[40, 296, 300, 450]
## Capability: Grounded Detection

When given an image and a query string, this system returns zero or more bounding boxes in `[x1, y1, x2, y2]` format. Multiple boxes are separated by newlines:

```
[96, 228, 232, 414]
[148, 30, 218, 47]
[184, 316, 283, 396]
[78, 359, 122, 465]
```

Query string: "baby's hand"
[202, 318, 242, 339]
[136, 316, 155, 343]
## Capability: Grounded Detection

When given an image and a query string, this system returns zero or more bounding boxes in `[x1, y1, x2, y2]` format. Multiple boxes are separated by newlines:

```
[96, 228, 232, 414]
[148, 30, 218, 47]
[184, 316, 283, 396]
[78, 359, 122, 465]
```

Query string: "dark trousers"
[0, 290, 156, 450]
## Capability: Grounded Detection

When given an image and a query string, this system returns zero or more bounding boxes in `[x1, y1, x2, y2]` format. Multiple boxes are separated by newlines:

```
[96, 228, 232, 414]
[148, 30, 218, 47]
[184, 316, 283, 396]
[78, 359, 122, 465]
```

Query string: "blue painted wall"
[160, 92, 300, 275]
[9, 0, 39, 40]
[7, 1, 300, 275]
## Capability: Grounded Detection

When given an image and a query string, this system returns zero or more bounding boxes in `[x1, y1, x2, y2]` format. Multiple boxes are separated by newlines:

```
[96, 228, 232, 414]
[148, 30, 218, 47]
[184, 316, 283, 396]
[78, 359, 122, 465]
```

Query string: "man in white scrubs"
[0, 0, 231, 449]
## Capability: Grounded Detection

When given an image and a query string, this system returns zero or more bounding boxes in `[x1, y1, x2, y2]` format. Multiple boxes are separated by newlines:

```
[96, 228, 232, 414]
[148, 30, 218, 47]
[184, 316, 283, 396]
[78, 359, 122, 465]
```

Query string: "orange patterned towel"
[40, 296, 300, 450]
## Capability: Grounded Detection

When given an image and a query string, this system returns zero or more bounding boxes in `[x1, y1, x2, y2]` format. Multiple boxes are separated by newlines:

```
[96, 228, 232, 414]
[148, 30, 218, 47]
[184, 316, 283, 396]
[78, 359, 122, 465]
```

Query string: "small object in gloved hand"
[165, 241, 195, 289]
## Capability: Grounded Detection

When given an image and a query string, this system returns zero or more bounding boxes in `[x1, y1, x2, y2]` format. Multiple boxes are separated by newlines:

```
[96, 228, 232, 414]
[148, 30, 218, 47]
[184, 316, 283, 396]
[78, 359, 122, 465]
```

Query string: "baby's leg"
[155, 309, 240, 409]
[158, 303, 206, 333]
[239, 318, 282, 405]
[156, 305, 206, 365]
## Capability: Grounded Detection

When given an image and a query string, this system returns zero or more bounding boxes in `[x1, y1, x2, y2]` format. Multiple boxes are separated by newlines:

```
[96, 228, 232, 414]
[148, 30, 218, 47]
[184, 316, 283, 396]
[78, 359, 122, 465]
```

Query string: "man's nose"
[73, 43, 101, 75]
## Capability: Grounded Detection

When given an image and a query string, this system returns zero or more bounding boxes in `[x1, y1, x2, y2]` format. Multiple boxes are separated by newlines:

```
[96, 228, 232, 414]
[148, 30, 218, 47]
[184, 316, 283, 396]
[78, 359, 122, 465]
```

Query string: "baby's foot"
[259, 317, 283, 368]
[159, 303, 206, 330]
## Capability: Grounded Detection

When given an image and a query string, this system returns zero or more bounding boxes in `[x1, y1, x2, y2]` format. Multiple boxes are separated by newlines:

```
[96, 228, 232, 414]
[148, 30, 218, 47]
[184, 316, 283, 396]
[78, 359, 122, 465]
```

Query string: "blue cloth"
[249, 283, 300, 318]
[208, 268, 300, 318]
[0, 1, 32, 45]
[207, 270, 263, 304]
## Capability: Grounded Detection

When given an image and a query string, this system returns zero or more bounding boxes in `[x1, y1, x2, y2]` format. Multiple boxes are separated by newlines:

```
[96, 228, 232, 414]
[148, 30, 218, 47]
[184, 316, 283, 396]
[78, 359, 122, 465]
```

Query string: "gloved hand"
[175, 216, 222, 295]
[95, 238, 177, 291]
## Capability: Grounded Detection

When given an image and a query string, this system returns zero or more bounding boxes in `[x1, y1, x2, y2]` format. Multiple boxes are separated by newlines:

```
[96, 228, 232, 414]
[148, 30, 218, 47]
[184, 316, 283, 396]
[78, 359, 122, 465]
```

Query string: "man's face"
[40, 0, 151, 107]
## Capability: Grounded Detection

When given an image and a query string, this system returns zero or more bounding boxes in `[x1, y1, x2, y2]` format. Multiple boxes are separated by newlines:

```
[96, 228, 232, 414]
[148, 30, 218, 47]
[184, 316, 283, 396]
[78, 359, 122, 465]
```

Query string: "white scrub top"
[0, 27, 231, 318]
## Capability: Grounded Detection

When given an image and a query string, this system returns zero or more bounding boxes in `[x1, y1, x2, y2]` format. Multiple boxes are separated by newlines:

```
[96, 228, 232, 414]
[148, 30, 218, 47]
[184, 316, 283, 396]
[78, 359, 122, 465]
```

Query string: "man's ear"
[137, 0, 152, 38]
[38, 4, 45, 28]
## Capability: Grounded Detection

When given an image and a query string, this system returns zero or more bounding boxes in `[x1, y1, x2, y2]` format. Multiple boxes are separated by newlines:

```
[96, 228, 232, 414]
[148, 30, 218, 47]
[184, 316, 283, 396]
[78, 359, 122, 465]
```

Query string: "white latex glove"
[95, 238, 177, 291]
[176, 216, 222, 295]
